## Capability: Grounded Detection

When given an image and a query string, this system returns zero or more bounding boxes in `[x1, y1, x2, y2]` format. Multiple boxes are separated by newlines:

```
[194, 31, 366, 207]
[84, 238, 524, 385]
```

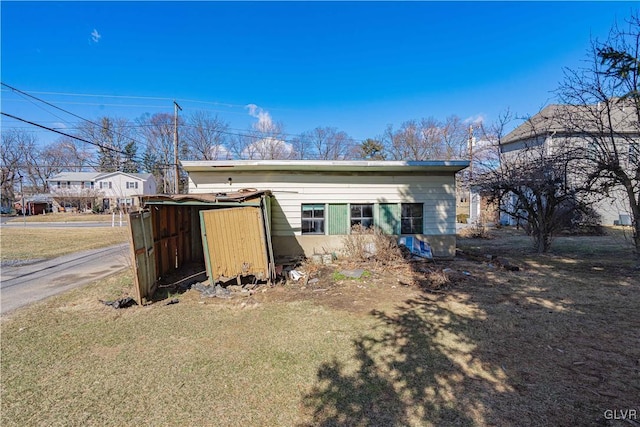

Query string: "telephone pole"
[173, 101, 182, 194]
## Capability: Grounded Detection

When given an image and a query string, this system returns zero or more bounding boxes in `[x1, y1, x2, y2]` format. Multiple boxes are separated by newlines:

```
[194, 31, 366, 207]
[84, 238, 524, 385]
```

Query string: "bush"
[456, 213, 469, 224]
[341, 225, 404, 263]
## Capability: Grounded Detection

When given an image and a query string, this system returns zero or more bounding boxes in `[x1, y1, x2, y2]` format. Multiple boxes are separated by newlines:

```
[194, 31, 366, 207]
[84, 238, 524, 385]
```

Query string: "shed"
[181, 160, 469, 258]
[128, 190, 274, 304]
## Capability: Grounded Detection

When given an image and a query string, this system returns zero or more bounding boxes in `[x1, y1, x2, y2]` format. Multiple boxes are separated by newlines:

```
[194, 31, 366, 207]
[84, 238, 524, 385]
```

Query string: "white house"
[48, 171, 157, 212]
[181, 160, 469, 258]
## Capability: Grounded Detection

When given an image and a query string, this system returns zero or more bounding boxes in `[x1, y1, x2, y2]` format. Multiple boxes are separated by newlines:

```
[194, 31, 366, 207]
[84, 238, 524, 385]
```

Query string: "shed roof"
[181, 160, 469, 173]
[141, 190, 271, 205]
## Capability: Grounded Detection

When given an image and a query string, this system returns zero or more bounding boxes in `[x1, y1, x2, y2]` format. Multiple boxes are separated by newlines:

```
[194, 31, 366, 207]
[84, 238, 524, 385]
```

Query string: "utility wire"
[1, 82, 155, 154]
[1, 112, 133, 158]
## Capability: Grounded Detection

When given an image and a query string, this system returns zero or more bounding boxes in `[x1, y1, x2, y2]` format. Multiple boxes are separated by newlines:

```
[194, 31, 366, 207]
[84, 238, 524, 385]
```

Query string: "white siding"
[188, 171, 457, 236]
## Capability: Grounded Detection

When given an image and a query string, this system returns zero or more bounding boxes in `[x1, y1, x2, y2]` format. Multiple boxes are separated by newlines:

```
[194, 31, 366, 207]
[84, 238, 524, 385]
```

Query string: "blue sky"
[1, 1, 637, 146]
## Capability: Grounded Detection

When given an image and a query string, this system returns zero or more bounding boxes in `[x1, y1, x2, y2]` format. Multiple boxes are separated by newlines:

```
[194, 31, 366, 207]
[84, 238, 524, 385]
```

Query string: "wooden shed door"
[128, 210, 157, 304]
[199, 207, 273, 284]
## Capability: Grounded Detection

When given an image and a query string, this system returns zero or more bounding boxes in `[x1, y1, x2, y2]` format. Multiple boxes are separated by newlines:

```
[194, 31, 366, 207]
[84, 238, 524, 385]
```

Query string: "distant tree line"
[1, 111, 478, 201]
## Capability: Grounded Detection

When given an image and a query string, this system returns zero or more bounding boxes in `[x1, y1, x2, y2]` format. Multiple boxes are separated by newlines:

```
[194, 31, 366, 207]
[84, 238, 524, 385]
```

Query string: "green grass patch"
[332, 270, 372, 281]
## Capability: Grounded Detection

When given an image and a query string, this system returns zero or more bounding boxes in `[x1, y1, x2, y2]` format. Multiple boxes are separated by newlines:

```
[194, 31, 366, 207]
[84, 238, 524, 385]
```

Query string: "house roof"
[48, 172, 101, 182]
[502, 99, 640, 145]
[47, 171, 154, 182]
[97, 172, 154, 181]
[181, 160, 469, 174]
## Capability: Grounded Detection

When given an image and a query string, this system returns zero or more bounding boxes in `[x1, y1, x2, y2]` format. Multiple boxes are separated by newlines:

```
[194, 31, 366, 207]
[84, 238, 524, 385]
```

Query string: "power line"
[0, 87, 248, 109]
[1, 112, 135, 159]
[1, 82, 155, 154]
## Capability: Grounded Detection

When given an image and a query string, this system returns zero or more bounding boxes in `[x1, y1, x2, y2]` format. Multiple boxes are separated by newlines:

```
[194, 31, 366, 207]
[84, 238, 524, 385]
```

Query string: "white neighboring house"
[181, 160, 469, 258]
[48, 171, 157, 212]
[500, 101, 640, 226]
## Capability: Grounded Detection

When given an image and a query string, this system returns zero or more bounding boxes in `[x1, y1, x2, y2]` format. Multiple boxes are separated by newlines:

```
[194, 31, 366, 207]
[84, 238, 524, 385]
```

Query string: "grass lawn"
[1, 228, 638, 426]
[0, 226, 129, 261]
[6, 213, 116, 223]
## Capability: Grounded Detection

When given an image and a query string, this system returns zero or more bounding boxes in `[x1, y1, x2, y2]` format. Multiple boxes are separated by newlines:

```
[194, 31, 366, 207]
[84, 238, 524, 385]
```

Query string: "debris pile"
[192, 282, 232, 299]
[99, 297, 137, 309]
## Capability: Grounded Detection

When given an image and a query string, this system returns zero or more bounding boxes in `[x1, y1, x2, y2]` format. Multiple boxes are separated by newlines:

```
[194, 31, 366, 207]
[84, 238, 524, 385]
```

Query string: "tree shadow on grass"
[300, 294, 508, 426]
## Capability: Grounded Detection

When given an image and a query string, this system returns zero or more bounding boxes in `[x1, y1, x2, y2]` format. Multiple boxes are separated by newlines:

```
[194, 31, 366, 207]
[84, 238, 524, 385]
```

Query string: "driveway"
[0, 243, 130, 315]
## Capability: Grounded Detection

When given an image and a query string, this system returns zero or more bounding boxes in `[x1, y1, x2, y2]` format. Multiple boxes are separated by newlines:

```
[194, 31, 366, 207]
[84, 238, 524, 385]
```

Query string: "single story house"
[181, 160, 469, 258]
[47, 171, 157, 212]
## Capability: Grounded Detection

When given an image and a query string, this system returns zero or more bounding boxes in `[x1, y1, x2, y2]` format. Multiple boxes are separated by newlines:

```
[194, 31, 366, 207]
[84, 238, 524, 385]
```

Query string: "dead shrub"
[341, 225, 403, 263]
[426, 270, 451, 288]
[458, 222, 491, 239]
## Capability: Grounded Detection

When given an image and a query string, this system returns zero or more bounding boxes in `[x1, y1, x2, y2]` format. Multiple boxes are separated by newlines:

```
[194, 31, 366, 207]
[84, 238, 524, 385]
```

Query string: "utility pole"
[468, 124, 474, 180]
[468, 124, 474, 221]
[173, 101, 182, 194]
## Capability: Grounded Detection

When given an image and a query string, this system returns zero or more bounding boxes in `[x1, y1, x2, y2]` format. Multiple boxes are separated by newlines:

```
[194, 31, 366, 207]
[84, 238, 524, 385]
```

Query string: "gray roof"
[48, 172, 101, 182]
[502, 99, 640, 145]
[47, 172, 154, 182]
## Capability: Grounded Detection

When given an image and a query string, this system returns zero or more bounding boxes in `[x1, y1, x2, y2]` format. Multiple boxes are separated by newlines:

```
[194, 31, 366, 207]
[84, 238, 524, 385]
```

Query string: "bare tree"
[138, 113, 184, 193]
[475, 128, 591, 253]
[1, 129, 35, 208]
[558, 12, 640, 255]
[183, 111, 231, 160]
[231, 120, 293, 160]
[383, 116, 470, 161]
[294, 127, 357, 160]
[76, 117, 137, 172]
[45, 136, 95, 172]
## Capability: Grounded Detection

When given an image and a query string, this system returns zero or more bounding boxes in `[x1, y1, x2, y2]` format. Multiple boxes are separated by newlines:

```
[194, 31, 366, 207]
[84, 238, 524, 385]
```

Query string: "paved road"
[0, 243, 130, 315]
[1, 221, 127, 228]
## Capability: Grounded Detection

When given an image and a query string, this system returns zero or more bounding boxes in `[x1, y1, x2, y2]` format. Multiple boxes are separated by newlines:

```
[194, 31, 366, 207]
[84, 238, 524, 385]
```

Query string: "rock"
[340, 269, 365, 279]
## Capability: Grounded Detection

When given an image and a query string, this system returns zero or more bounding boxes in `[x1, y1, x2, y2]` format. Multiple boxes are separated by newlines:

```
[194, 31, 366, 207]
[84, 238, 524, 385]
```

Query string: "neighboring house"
[181, 160, 469, 258]
[47, 171, 157, 212]
[499, 101, 640, 226]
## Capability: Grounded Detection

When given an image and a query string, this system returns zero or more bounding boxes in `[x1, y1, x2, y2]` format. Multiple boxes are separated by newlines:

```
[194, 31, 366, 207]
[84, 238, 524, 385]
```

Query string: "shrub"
[341, 225, 404, 263]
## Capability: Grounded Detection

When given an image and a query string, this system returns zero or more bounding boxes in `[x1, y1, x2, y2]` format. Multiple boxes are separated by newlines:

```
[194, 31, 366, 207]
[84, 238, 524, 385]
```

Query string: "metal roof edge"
[181, 160, 470, 172]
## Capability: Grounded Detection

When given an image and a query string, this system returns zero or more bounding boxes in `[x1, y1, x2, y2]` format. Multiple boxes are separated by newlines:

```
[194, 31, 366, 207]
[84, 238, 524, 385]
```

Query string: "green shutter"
[328, 204, 349, 235]
[375, 203, 400, 234]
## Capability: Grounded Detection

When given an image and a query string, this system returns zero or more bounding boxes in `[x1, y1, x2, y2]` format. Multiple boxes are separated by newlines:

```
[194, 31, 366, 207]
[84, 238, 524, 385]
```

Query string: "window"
[301, 204, 325, 234]
[401, 203, 423, 234]
[126, 181, 139, 189]
[100, 181, 112, 190]
[630, 143, 639, 166]
[350, 204, 373, 229]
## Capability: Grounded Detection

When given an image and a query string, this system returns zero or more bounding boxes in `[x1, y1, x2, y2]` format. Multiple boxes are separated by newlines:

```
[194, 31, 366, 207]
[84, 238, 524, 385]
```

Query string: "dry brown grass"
[0, 226, 128, 260]
[1, 228, 638, 426]
[6, 212, 116, 223]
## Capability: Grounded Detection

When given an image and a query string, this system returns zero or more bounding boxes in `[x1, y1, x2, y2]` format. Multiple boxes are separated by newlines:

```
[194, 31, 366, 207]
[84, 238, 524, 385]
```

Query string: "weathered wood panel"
[200, 207, 271, 283]
[128, 210, 157, 304]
